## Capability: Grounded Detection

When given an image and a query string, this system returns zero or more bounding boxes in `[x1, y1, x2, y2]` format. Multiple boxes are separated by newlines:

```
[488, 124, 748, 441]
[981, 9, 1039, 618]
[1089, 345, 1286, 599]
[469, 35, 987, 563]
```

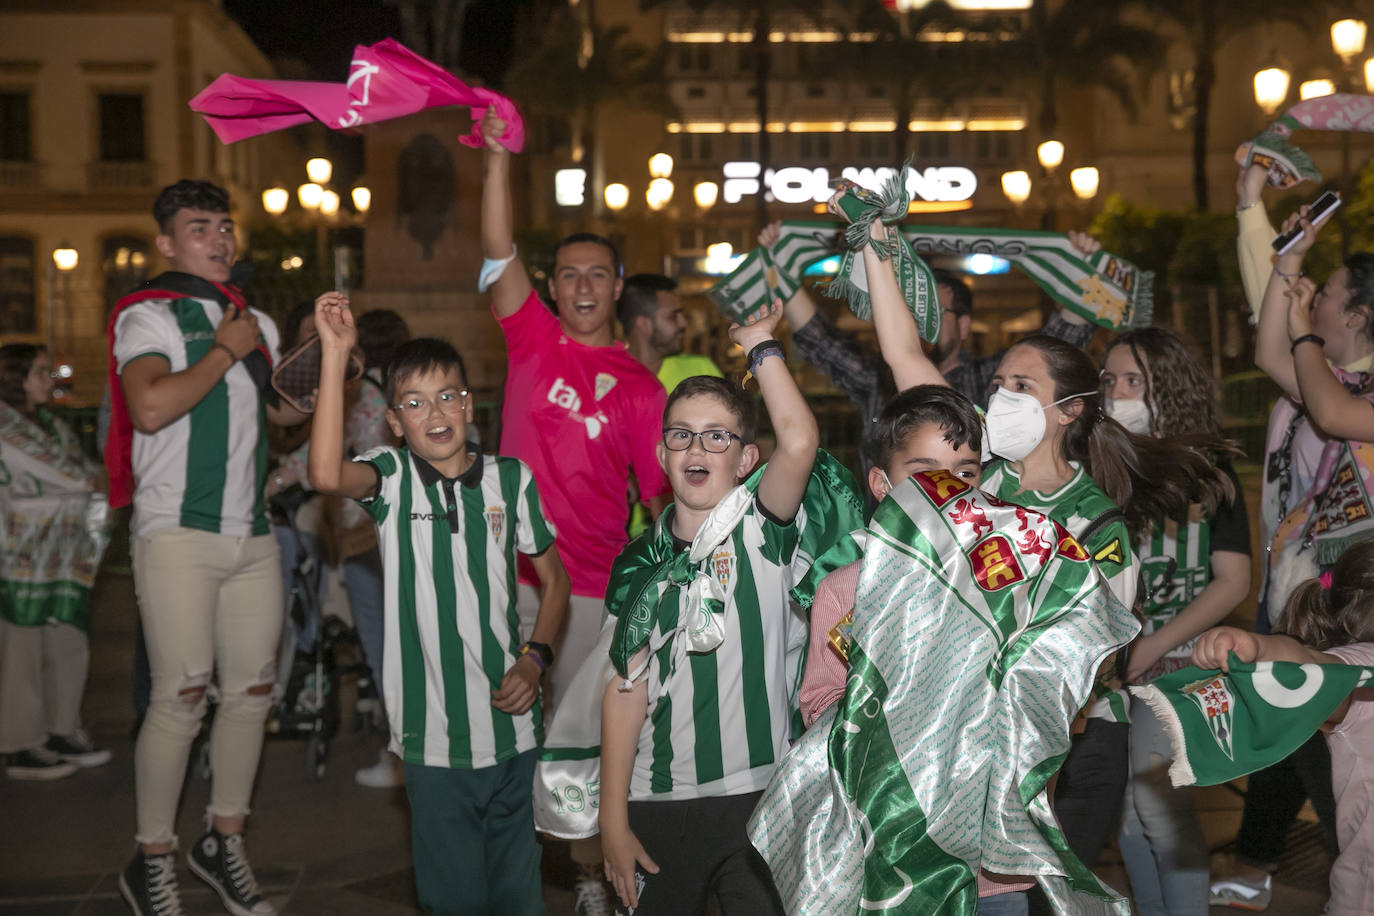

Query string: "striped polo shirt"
[112, 295, 280, 538]
[359, 446, 556, 769]
[617, 499, 805, 801]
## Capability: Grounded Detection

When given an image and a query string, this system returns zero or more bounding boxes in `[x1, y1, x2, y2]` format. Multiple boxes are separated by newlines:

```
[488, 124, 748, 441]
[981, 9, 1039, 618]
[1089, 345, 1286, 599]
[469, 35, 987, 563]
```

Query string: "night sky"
[222, 0, 518, 83]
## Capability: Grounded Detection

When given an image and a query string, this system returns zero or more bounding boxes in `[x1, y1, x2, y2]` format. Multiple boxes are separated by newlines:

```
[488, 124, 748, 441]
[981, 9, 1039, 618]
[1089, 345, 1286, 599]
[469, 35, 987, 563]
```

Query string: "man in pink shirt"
[479, 110, 669, 912]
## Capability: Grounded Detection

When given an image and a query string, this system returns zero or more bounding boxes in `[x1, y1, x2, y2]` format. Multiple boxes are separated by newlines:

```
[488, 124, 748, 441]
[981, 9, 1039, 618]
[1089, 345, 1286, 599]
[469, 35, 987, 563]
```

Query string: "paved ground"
[0, 527, 1334, 915]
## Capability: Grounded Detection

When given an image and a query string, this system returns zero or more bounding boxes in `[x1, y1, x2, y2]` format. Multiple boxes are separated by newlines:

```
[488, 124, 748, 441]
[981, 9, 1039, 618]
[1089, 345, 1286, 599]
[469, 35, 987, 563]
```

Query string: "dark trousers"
[620, 791, 783, 916]
[1053, 718, 1131, 869]
[1235, 732, 1340, 867]
[404, 750, 543, 916]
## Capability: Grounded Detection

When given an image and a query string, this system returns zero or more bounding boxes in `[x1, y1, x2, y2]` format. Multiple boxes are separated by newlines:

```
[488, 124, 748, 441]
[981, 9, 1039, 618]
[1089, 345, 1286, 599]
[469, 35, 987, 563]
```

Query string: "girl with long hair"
[1102, 328, 1251, 916]
[1193, 540, 1374, 916]
[836, 193, 1232, 872]
[0, 344, 111, 778]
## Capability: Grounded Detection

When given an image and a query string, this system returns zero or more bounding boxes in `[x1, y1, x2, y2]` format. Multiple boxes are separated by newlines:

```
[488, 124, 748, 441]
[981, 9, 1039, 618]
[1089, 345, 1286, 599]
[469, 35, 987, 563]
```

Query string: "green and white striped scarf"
[749, 471, 1139, 914]
[1130, 655, 1374, 788]
[0, 403, 109, 631]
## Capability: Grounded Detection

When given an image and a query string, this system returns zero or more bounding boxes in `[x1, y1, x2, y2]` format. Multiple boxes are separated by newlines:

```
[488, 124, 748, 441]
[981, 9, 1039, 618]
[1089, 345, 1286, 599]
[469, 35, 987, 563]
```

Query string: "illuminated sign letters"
[721, 162, 978, 205]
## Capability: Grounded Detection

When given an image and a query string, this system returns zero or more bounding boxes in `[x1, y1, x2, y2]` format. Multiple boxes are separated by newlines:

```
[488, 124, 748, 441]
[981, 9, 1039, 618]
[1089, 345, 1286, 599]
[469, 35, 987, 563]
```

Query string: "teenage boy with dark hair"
[480, 110, 670, 909]
[618, 273, 722, 393]
[112, 179, 309, 916]
[599, 301, 824, 914]
[307, 292, 570, 916]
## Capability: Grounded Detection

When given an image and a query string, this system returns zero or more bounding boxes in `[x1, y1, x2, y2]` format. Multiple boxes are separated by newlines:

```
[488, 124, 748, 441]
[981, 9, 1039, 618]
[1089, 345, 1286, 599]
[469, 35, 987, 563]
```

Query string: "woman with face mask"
[1101, 329, 1252, 916]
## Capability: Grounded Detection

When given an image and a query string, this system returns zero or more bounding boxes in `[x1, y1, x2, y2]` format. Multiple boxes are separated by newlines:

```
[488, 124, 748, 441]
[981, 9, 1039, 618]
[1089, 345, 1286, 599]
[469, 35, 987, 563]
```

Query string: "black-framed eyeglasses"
[661, 427, 743, 453]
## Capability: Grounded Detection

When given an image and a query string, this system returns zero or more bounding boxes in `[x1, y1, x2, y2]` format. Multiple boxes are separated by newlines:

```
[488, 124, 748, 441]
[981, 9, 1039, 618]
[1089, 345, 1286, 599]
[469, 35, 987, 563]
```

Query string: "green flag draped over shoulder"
[749, 471, 1140, 915]
[1129, 656, 1374, 788]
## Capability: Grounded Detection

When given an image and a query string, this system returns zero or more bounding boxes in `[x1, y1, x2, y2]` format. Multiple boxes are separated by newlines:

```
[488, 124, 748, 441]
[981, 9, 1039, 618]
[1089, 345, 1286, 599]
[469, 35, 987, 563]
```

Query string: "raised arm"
[732, 301, 818, 522]
[1236, 162, 1278, 319]
[480, 109, 534, 317]
[307, 291, 380, 500]
[1288, 278, 1374, 440]
[120, 306, 262, 433]
[1254, 208, 1315, 399]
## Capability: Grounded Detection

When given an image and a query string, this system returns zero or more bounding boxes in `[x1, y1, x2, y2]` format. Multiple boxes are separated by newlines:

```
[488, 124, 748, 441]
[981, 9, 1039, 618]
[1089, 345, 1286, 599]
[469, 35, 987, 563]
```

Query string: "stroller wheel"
[306, 732, 329, 782]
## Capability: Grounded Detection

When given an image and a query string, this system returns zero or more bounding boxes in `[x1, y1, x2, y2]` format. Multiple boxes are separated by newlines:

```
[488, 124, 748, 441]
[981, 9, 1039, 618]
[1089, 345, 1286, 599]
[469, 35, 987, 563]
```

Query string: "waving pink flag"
[189, 38, 524, 152]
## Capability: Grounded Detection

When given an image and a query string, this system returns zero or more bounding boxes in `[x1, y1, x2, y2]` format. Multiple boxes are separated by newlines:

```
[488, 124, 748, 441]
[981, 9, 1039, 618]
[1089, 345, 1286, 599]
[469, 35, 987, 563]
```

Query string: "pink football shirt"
[497, 290, 670, 598]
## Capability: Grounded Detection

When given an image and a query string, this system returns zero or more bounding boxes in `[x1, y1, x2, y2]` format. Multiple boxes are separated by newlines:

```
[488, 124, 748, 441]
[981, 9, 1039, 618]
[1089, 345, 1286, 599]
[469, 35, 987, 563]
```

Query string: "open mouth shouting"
[572, 299, 600, 317]
[426, 423, 455, 445]
[683, 463, 710, 486]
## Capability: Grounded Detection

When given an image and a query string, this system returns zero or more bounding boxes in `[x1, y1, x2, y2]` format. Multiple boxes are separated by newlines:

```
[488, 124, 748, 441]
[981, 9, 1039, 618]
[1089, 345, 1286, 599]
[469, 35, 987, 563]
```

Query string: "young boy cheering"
[599, 301, 836, 914]
[307, 292, 569, 916]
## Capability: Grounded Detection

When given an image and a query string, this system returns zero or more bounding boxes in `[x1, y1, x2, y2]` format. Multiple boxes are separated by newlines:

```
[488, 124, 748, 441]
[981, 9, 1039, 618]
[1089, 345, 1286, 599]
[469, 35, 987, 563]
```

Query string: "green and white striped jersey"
[615, 500, 807, 801]
[982, 459, 1139, 722]
[358, 446, 556, 769]
[112, 296, 280, 538]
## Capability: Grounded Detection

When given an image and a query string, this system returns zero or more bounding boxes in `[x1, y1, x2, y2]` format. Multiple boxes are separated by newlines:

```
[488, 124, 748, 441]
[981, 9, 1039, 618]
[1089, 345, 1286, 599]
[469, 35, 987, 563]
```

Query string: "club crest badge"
[485, 507, 505, 541]
[594, 372, 617, 401]
[1182, 674, 1235, 760]
[712, 546, 734, 589]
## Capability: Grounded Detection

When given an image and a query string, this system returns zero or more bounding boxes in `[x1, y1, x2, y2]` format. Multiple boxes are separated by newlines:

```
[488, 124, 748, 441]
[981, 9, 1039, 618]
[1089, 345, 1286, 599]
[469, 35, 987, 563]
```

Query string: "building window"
[917, 133, 950, 159]
[0, 237, 36, 334]
[102, 236, 150, 318]
[98, 93, 147, 162]
[805, 83, 826, 99]
[686, 85, 706, 99]
[0, 92, 31, 161]
[737, 133, 755, 159]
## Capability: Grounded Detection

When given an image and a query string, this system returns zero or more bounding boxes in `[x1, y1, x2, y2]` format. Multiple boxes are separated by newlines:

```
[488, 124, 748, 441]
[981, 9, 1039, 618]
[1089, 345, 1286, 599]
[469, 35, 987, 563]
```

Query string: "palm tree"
[505, 8, 674, 194]
[387, 0, 474, 69]
[1120, 0, 1314, 210]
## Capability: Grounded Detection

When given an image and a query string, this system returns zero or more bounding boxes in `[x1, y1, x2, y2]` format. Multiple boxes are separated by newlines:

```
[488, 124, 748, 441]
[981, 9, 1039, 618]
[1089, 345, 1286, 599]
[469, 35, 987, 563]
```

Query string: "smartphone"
[1272, 191, 1341, 254]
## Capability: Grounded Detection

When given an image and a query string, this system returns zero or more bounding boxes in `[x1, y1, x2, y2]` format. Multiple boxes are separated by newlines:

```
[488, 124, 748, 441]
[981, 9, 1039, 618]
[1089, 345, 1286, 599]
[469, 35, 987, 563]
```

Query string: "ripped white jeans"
[132, 528, 282, 845]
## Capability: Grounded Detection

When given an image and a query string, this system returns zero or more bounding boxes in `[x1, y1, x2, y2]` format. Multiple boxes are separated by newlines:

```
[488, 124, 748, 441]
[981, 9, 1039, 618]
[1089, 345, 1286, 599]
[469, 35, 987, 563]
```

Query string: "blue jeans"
[342, 548, 384, 687]
[977, 891, 1029, 916]
[1118, 695, 1209, 916]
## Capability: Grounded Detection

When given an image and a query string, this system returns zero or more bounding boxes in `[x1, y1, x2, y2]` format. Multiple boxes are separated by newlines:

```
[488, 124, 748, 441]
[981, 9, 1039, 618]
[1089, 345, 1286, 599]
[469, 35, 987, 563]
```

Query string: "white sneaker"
[574, 875, 611, 916]
[1210, 873, 1272, 910]
[46, 728, 112, 767]
[354, 750, 403, 788]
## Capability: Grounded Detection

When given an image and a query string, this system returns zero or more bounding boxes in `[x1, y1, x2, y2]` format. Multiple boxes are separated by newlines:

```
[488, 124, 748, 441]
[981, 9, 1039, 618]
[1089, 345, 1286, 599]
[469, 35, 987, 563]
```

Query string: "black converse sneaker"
[119, 848, 187, 916]
[186, 828, 275, 916]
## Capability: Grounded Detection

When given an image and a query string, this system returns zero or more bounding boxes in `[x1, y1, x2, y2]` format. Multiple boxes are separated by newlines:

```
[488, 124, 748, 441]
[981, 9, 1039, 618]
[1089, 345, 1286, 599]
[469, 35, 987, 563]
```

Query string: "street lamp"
[306, 157, 333, 185]
[320, 189, 341, 217]
[351, 186, 371, 214]
[648, 153, 674, 179]
[298, 182, 324, 210]
[1300, 78, 1336, 100]
[262, 186, 289, 216]
[604, 182, 630, 212]
[1332, 18, 1368, 65]
[1365, 57, 1374, 92]
[47, 244, 78, 358]
[1069, 167, 1100, 201]
[1036, 140, 1064, 173]
[693, 181, 719, 210]
[1253, 64, 1291, 116]
[1000, 170, 1031, 205]
[646, 177, 674, 211]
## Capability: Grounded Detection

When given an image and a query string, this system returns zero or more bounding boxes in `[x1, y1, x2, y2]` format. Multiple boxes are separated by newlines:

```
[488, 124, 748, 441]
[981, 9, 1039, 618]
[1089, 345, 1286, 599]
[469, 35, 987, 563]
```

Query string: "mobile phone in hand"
[1272, 191, 1341, 254]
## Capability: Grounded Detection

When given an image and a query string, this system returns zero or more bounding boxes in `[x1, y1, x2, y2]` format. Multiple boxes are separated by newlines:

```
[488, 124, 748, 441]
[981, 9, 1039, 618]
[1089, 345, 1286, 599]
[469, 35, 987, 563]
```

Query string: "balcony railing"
[0, 161, 40, 190]
[88, 160, 155, 192]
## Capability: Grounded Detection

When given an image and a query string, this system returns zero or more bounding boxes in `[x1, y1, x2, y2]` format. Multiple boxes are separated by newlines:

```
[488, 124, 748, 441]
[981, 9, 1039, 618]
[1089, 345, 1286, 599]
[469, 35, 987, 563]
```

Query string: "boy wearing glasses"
[307, 292, 570, 916]
[599, 301, 826, 914]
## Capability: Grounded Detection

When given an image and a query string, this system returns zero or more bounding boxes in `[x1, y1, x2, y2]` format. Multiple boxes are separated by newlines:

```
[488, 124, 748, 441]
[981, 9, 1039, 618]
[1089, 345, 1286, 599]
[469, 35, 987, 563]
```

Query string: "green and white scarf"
[706, 246, 796, 326]
[531, 451, 863, 839]
[749, 471, 1139, 915]
[0, 403, 109, 631]
[1130, 655, 1374, 788]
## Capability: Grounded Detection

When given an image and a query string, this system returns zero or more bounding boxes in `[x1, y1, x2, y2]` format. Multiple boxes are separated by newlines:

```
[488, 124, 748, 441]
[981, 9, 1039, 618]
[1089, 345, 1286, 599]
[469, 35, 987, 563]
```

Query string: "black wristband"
[1290, 333, 1325, 354]
[519, 640, 554, 671]
[747, 339, 784, 364]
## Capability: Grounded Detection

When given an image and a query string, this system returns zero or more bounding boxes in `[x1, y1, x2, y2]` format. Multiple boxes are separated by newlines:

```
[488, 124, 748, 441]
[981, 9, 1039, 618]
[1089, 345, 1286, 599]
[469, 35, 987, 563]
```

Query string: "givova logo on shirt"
[546, 377, 610, 440]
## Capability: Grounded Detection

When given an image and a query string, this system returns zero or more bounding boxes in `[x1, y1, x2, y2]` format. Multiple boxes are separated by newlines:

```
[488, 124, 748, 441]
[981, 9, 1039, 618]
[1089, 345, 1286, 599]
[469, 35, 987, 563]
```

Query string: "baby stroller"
[267, 485, 355, 780]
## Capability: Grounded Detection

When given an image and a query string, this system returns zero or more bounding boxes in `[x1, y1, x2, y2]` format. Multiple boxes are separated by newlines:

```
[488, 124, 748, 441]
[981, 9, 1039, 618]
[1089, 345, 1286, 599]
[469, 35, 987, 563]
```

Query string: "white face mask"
[985, 387, 1095, 462]
[1106, 398, 1153, 436]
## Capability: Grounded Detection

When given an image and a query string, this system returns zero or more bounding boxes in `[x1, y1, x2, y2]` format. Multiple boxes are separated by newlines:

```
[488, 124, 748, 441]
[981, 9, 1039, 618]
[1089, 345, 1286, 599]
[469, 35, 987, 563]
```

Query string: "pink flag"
[189, 38, 524, 152]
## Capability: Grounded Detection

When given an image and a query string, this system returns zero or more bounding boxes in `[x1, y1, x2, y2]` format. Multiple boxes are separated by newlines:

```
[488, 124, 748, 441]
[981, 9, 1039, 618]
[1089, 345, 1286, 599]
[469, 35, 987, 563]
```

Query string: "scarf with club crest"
[1235, 93, 1374, 188]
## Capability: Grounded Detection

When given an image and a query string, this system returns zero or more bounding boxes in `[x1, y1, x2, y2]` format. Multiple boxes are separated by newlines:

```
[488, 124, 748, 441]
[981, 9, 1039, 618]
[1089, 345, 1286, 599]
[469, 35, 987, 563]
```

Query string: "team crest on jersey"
[485, 506, 505, 541]
[712, 546, 734, 588]
[594, 372, 617, 401]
